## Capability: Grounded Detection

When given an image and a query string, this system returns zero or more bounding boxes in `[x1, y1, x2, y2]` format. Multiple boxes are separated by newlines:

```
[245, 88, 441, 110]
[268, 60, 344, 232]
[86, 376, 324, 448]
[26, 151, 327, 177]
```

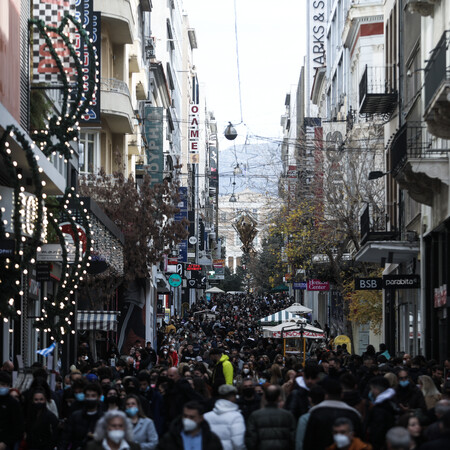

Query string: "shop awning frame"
[77, 310, 119, 332]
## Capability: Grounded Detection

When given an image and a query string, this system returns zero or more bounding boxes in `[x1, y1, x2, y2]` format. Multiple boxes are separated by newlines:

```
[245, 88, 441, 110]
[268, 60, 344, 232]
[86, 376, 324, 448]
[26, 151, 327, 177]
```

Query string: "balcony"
[359, 65, 397, 116]
[100, 78, 134, 134]
[424, 30, 450, 139]
[389, 122, 449, 206]
[405, 0, 436, 17]
[95, 0, 134, 44]
[360, 204, 398, 246]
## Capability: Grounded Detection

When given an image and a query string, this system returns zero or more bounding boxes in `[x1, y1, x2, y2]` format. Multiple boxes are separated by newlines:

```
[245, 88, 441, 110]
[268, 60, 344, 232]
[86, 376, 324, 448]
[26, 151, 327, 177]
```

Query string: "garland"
[0, 13, 96, 342]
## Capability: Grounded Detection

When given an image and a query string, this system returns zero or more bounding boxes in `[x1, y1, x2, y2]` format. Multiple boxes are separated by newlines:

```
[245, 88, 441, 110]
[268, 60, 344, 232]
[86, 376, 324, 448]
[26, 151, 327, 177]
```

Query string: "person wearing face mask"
[125, 395, 158, 450]
[157, 401, 223, 450]
[25, 389, 59, 450]
[0, 370, 24, 450]
[158, 348, 174, 368]
[137, 372, 165, 437]
[204, 385, 245, 450]
[364, 377, 397, 450]
[60, 383, 104, 450]
[104, 387, 123, 412]
[394, 370, 426, 414]
[326, 418, 372, 450]
[86, 410, 139, 450]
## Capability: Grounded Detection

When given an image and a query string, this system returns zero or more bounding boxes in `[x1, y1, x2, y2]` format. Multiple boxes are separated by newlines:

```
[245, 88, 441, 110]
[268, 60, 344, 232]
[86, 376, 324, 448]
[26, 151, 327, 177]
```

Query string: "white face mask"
[108, 430, 125, 444]
[333, 434, 351, 449]
[182, 418, 198, 432]
[243, 368, 250, 374]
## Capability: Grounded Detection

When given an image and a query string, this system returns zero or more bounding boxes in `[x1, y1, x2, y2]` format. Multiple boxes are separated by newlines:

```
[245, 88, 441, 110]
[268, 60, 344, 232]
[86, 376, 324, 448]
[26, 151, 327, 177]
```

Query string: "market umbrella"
[283, 302, 312, 315]
[259, 311, 302, 324]
[262, 319, 325, 339]
[205, 287, 225, 294]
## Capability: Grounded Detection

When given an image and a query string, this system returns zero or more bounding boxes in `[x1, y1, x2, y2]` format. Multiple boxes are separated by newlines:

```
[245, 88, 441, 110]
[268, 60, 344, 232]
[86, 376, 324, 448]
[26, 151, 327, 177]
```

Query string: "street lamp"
[224, 122, 238, 140]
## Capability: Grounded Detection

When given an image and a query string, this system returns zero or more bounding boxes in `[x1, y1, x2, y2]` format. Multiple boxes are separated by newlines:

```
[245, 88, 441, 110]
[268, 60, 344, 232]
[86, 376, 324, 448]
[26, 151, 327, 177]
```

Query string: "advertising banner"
[382, 274, 420, 289]
[307, 279, 330, 291]
[174, 187, 188, 263]
[355, 278, 382, 290]
[143, 105, 164, 186]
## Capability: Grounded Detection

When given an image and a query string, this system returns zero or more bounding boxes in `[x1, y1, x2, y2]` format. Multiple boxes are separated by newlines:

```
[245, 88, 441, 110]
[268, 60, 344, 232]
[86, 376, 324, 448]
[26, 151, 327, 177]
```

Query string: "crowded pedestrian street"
[2, 0, 450, 449]
[1, 292, 450, 450]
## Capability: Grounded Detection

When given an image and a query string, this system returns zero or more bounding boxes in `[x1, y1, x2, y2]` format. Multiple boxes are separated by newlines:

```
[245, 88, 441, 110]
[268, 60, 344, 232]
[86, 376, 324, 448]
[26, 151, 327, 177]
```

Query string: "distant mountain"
[218, 142, 282, 197]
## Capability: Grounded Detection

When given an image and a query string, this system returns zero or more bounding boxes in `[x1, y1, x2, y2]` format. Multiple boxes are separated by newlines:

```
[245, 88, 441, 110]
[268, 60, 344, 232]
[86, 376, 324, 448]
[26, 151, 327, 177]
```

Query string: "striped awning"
[259, 311, 303, 323]
[77, 311, 119, 332]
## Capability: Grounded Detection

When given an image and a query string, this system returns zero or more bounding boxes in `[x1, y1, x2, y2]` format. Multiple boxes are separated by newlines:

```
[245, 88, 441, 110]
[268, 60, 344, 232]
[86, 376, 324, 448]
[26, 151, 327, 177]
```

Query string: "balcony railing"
[390, 122, 450, 176]
[360, 203, 398, 246]
[359, 65, 397, 115]
[424, 30, 450, 112]
[100, 78, 131, 97]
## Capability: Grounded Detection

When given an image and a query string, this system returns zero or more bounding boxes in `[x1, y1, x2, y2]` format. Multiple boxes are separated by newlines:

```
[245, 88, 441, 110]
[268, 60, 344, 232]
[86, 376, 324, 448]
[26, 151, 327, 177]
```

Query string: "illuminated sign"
[0, 186, 47, 240]
[186, 264, 201, 271]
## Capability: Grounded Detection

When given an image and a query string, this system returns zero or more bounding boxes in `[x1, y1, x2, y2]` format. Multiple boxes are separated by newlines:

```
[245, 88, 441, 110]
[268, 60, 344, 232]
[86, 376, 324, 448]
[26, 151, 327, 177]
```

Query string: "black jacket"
[237, 395, 261, 423]
[86, 441, 140, 450]
[365, 398, 397, 450]
[164, 379, 202, 425]
[395, 384, 427, 412]
[419, 433, 450, 450]
[303, 400, 362, 450]
[59, 408, 103, 450]
[284, 384, 309, 420]
[25, 406, 59, 450]
[245, 405, 296, 450]
[157, 416, 223, 450]
[0, 394, 24, 448]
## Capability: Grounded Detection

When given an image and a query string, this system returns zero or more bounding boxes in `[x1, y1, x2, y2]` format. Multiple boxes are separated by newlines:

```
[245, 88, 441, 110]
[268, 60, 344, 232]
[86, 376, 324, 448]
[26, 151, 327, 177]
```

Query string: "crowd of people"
[1, 293, 450, 450]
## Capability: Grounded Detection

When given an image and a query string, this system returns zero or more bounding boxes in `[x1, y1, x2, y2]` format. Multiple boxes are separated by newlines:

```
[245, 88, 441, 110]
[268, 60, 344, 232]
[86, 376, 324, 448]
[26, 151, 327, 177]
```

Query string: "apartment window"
[79, 132, 98, 173]
[234, 232, 241, 246]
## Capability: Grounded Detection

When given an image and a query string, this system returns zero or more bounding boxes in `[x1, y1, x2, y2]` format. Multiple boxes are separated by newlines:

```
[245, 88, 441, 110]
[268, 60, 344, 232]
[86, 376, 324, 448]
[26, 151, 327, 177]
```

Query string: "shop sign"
[37, 243, 76, 263]
[0, 239, 15, 258]
[293, 282, 307, 290]
[382, 274, 420, 289]
[307, 279, 330, 291]
[186, 264, 201, 271]
[168, 274, 182, 287]
[434, 284, 447, 308]
[355, 278, 382, 290]
[36, 262, 51, 282]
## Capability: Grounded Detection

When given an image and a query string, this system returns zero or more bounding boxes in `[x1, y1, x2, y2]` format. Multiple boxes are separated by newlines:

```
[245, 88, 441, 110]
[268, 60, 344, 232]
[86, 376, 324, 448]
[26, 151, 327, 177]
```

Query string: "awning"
[283, 303, 313, 314]
[77, 311, 119, 332]
[354, 241, 419, 264]
[262, 320, 325, 339]
[259, 311, 304, 324]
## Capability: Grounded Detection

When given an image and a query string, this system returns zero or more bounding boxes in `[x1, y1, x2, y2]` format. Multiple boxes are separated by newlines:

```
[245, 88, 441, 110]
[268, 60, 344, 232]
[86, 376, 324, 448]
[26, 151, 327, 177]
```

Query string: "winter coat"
[284, 376, 310, 420]
[164, 379, 202, 425]
[394, 383, 427, 412]
[245, 404, 296, 450]
[59, 408, 103, 450]
[85, 441, 140, 450]
[364, 388, 397, 450]
[25, 405, 59, 450]
[132, 417, 158, 450]
[295, 412, 310, 450]
[156, 416, 223, 450]
[204, 399, 245, 450]
[211, 355, 233, 394]
[140, 388, 165, 436]
[0, 393, 24, 448]
[303, 400, 362, 450]
[237, 395, 261, 423]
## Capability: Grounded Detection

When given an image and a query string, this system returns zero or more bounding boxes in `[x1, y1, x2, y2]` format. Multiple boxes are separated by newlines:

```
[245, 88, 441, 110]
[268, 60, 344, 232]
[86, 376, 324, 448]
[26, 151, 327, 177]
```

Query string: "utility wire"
[234, 0, 244, 124]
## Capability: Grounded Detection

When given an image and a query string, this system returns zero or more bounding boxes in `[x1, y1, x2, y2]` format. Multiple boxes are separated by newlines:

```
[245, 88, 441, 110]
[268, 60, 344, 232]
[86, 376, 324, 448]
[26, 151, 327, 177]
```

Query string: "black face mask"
[85, 399, 98, 409]
[33, 402, 46, 410]
[242, 388, 255, 398]
[106, 396, 120, 405]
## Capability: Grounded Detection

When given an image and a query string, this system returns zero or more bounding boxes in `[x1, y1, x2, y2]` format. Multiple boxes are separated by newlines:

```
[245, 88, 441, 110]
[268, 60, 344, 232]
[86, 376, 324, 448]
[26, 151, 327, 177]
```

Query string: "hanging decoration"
[0, 12, 97, 342]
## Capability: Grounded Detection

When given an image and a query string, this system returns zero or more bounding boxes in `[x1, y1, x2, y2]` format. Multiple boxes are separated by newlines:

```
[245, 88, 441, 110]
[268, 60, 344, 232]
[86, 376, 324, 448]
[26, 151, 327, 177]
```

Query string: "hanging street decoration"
[0, 12, 98, 343]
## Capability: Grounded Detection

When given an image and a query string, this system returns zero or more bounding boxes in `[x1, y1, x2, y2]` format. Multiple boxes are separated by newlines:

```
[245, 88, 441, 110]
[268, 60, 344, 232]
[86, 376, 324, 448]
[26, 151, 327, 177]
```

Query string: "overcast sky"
[183, 0, 307, 149]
